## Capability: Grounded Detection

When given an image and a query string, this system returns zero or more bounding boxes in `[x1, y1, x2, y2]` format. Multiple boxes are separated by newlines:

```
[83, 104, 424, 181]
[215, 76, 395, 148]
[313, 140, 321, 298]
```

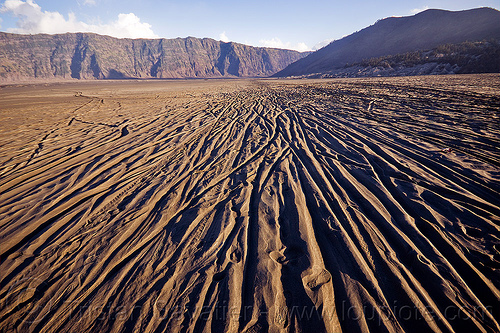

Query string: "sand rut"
[0, 76, 499, 333]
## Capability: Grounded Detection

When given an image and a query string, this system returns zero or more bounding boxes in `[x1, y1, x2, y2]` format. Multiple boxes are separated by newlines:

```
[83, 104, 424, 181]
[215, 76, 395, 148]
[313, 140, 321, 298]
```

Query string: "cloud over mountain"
[259, 37, 311, 52]
[0, 0, 157, 38]
[219, 31, 230, 42]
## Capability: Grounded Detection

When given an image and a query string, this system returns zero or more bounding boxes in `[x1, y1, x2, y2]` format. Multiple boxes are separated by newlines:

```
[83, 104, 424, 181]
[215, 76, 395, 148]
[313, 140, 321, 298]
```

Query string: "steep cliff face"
[0, 32, 306, 81]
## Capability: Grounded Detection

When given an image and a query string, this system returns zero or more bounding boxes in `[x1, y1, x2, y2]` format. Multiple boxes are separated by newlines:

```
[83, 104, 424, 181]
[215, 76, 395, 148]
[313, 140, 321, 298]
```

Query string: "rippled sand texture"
[1, 75, 499, 333]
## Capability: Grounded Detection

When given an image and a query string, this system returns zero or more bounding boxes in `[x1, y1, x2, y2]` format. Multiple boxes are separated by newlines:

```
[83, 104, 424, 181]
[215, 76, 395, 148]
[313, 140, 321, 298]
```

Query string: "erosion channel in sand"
[1, 75, 499, 332]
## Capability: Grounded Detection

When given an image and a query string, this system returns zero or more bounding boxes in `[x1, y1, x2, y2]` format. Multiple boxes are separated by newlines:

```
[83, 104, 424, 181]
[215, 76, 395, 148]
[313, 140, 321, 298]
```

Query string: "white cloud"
[259, 37, 311, 52]
[411, 6, 429, 14]
[0, 17, 3, 28]
[83, 0, 96, 5]
[294, 42, 310, 52]
[219, 31, 230, 42]
[312, 38, 334, 50]
[0, 0, 158, 38]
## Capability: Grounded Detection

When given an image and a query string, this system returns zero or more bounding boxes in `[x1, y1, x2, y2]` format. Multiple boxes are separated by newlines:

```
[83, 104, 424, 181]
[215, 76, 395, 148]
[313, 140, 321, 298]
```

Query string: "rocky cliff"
[0, 32, 306, 81]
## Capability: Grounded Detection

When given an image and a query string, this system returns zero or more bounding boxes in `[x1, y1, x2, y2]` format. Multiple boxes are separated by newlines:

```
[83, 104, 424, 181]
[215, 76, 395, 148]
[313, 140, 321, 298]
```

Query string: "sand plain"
[0, 75, 499, 332]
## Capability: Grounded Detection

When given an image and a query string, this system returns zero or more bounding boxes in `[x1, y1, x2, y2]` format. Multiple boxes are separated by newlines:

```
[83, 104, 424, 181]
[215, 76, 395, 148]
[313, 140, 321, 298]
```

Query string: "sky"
[0, 0, 499, 51]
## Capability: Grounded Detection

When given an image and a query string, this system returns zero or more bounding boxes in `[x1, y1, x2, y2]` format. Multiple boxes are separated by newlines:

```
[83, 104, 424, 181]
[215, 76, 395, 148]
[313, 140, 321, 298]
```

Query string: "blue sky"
[1, 0, 499, 51]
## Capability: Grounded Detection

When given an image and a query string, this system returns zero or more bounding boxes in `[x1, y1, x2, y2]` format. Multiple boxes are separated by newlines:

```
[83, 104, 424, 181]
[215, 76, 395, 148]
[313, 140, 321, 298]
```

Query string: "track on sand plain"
[1, 76, 500, 332]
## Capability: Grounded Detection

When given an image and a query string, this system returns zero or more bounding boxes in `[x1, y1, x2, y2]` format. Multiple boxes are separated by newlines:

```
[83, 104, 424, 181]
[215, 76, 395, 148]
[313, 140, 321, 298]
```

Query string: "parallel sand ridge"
[1, 76, 499, 332]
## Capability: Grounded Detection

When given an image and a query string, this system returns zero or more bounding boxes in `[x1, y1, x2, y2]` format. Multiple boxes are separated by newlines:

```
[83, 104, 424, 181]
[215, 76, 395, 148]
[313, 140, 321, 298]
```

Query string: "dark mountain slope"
[0, 32, 306, 81]
[275, 7, 500, 77]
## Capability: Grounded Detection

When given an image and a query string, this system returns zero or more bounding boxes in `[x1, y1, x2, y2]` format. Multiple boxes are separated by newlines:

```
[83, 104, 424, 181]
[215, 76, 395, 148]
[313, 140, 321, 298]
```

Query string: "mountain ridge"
[274, 7, 500, 77]
[296, 39, 500, 78]
[0, 32, 307, 82]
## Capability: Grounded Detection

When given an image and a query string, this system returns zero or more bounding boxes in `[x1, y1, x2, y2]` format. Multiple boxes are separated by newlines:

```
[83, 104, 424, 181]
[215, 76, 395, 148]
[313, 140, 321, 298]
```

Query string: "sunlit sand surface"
[1, 75, 499, 332]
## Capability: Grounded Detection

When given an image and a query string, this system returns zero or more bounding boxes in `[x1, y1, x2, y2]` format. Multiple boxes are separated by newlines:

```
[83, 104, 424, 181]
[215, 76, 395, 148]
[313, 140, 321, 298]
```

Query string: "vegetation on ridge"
[355, 39, 500, 74]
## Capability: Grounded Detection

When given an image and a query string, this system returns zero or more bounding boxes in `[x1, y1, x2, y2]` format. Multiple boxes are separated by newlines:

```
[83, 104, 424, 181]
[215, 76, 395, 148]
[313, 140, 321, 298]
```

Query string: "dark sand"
[1, 75, 499, 332]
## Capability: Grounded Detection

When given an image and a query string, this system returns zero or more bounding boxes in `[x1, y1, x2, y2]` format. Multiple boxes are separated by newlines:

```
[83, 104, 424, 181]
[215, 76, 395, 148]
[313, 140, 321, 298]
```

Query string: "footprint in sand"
[213, 271, 226, 282]
[229, 247, 242, 263]
[302, 267, 332, 290]
[269, 250, 287, 264]
[274, 292, 289, 328]
[269, 246, 305, 266]
[64, 240, 82, 255]
[230, 205, 240, 216]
